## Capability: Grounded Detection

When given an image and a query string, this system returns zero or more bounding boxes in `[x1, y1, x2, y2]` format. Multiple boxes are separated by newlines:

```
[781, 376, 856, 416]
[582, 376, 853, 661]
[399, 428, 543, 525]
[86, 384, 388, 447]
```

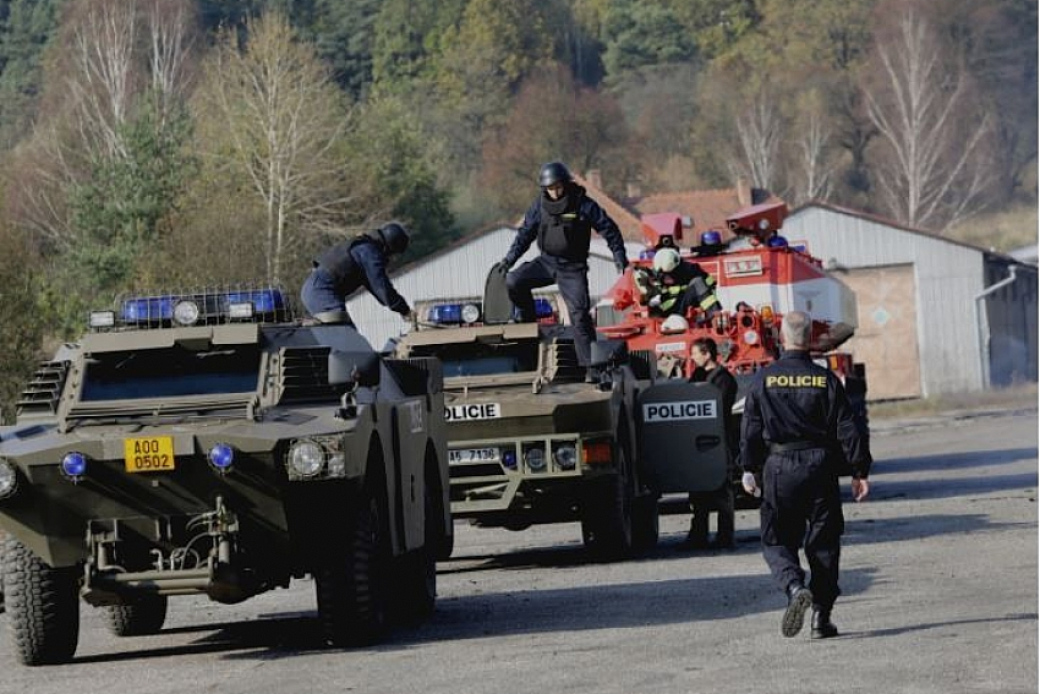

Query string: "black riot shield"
[637, 380, 728, 493]
[482, 264, 513, 324]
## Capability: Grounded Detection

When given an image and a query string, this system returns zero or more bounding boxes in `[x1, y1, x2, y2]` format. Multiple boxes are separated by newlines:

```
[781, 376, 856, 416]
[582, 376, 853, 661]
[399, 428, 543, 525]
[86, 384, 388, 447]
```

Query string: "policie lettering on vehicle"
[395, 266, 730, 561]
[0, 285, 452, 665]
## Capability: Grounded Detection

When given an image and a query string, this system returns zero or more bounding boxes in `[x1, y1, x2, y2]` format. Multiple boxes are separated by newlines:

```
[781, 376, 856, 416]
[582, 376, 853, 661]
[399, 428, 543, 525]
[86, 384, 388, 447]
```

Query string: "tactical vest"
[537, 191, 592, 262]
[315, 234, 375, 286]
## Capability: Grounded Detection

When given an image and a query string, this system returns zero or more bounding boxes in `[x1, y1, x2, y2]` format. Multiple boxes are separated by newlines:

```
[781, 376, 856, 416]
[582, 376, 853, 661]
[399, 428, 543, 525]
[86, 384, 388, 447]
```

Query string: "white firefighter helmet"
[653, 247, 681, 273]
[660, 314, 689, 334]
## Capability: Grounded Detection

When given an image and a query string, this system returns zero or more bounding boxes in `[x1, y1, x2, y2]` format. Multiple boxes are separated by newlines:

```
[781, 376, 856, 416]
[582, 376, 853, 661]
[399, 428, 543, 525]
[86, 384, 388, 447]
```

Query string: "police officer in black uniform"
[301, 222, 415, 326]
[495, 162, 629, 381]
[739, 310, 871, 639]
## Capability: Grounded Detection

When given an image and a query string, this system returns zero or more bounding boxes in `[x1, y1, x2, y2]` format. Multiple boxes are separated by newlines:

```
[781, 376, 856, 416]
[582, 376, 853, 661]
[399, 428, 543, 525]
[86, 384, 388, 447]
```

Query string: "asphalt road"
[1, 407, 1036, 694]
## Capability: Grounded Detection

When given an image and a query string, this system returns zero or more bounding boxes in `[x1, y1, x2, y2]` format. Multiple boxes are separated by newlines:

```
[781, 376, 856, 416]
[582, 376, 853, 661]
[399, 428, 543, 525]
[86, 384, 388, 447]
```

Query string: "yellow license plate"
[124, 436, 175, 473]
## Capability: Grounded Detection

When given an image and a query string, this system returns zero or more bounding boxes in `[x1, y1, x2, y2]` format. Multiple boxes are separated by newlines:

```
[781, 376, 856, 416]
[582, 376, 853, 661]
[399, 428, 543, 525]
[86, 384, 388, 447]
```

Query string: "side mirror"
[590, 339, 629, 368]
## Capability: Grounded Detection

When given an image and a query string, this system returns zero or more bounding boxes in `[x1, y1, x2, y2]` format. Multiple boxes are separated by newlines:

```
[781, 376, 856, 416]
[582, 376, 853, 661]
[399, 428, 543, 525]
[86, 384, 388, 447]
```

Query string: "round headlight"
[173, 300, 200, 326]
[288, 440, 324, 477]
[743, 330, 759, 345]
[524, 447, 546, 472]
[0, 460, 18, 499]
[460, 303, 481, 324]
[208, 443, 235, 471]
[61, 451, 88, 478]
[553, 445, 578, 470]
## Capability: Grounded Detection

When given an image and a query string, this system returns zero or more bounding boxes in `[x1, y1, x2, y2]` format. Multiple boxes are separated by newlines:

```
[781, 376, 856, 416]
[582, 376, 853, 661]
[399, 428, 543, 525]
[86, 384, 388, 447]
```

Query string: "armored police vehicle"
[0, 286, 451, 665]
[394, 275, 729, 560]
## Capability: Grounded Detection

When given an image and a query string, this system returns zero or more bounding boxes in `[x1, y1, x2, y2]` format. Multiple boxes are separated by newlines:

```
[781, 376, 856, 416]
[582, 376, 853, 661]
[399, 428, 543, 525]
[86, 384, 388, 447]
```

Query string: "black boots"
[811, 607, 839, 639]
[781, 583, 813, 637]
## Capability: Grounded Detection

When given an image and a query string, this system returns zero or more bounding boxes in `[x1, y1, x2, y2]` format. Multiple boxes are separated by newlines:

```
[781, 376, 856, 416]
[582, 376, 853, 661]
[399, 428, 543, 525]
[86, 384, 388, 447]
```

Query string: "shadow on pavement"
[65, 565, 876, 665]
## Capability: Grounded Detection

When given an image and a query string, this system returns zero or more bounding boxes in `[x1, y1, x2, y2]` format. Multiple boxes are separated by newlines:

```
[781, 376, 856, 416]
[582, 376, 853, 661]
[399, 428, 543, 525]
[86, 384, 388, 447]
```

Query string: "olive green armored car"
[394, 284, 729, 561]
[0, 287, 451, 665]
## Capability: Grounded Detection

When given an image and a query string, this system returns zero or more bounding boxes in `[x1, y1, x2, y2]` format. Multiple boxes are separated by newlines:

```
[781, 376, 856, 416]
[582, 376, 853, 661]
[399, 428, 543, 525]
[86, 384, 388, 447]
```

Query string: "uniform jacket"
[504, 183, 627, 267]
[692, 364, 739, 467]
[315, 235, 410, 315]
[739, 350, 871, 479]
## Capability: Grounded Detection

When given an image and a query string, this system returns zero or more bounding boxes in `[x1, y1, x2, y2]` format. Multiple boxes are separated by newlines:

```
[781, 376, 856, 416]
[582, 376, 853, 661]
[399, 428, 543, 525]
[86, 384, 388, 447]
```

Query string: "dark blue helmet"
[538, 162, 572, 188]
[378, 222, 410, 255]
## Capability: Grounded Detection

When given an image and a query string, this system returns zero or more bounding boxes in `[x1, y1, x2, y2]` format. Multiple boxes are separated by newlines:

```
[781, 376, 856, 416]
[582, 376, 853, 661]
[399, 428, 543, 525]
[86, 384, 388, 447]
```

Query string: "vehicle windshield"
[413, 341, 538, 378]
[80, 345, 261, 401]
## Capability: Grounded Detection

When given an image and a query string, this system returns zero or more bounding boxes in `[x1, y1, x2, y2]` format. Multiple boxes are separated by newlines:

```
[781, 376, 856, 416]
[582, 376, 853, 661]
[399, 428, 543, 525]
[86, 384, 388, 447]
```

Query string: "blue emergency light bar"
[100, 287, 291, 330]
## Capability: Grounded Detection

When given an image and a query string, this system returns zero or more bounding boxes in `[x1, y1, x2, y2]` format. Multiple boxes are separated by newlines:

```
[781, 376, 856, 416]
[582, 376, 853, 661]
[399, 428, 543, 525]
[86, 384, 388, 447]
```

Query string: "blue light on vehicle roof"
[534, 298, 553, 318]
[122, 297, 175, 322]
[428, 303, 463, 324]
[226, 289, 284, 313]
[639, 249, 656, 260]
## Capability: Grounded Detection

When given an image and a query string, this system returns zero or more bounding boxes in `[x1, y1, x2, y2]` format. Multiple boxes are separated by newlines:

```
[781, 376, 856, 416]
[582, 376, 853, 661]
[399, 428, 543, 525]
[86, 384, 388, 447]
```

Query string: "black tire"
[103, 595, 168, 637]
[631, 494, 660, 553]
[580, 444, 634, 560]
[316, 486, 389, 647]
[3, 536, 80, 666]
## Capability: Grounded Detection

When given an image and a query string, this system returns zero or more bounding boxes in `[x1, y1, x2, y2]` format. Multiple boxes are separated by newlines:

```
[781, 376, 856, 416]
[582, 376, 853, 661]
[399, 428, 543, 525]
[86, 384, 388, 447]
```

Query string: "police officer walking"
[739, 310, 871, 639]
[495, 162, 628, 382]
[301, 222, 415, 327]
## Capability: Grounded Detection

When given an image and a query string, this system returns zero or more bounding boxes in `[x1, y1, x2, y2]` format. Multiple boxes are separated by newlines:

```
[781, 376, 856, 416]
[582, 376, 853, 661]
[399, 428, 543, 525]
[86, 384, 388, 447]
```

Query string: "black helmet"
[378, 222, 410, 255]
[538, 161, 572, 188]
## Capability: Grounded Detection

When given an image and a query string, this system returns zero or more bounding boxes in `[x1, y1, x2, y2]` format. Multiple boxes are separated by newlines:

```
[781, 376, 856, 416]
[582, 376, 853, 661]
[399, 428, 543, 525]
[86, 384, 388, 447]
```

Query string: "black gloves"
[493, 258, 514, 274]
[614, 258, 629, 274]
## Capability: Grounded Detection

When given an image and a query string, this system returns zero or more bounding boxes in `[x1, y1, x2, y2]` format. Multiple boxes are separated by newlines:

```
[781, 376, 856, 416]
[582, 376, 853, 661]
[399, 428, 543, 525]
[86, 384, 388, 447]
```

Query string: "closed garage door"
[839, 264, 922, 400]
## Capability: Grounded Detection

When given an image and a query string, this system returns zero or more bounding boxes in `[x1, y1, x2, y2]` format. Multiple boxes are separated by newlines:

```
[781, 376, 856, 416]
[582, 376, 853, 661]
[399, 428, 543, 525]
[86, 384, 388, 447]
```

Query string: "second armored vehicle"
[395, 276, 729, 560]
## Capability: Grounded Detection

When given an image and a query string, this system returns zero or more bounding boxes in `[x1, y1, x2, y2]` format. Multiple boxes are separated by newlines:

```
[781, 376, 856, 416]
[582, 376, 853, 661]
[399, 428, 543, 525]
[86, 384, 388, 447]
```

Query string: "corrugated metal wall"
[344, 226, 641, 350]
[784, 206, 988, 396]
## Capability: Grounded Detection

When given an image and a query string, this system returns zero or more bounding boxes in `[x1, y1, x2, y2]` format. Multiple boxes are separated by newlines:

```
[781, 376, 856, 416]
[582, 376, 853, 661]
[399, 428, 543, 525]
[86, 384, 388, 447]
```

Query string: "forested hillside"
[0, 0, 1035, 419]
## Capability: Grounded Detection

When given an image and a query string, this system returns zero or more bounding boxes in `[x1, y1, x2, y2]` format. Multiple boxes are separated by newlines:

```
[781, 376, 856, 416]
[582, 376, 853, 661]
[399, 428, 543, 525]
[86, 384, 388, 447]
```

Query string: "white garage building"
[784, 202, 1038, 398]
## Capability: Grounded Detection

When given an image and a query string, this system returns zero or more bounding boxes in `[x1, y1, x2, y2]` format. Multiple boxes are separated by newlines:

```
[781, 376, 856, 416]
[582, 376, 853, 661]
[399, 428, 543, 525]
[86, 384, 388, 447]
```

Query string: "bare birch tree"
[794, 105, 835, 204]
[194, 12, 359, 283]
[731, 97, 782, 191]
[864, 8, 993, 231]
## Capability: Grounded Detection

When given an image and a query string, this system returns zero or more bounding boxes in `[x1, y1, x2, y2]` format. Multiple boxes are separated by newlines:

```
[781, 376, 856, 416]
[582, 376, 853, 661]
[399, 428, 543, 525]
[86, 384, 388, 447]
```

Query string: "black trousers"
[689, 483, 735, 544]
[759, 449, 845, 609]
[506, 255, 594, 366]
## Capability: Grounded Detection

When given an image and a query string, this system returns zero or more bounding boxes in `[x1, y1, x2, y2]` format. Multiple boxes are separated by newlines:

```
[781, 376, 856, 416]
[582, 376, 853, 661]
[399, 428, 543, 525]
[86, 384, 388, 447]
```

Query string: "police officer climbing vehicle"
[0, 285, 451, 665]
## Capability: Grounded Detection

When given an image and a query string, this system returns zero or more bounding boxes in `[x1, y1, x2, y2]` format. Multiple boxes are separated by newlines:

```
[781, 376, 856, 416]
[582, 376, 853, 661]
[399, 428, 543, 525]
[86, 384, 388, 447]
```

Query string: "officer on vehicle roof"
[495, 162, 629, 382]
[739, 310, 871, 639]
[301, 222, 415, 327]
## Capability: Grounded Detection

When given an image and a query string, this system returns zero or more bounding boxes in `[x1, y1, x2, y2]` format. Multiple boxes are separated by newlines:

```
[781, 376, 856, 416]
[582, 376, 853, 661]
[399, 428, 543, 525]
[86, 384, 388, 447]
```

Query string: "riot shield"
[637, 380, 728, 493]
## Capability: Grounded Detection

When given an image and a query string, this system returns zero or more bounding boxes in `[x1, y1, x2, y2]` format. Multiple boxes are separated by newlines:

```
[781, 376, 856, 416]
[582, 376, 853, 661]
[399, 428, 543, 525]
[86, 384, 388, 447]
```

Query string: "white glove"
[742, 472, 761, 497]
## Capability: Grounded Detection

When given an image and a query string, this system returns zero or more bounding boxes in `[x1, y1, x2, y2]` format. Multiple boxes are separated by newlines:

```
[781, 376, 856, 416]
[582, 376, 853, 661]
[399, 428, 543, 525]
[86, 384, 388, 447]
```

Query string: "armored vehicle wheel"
[580, 445, 635, 560]
[316, 484, 389, 647]
[3, 536, 80, 665]
[631, 494, 660, 553]
[103, 595, 168, 637]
